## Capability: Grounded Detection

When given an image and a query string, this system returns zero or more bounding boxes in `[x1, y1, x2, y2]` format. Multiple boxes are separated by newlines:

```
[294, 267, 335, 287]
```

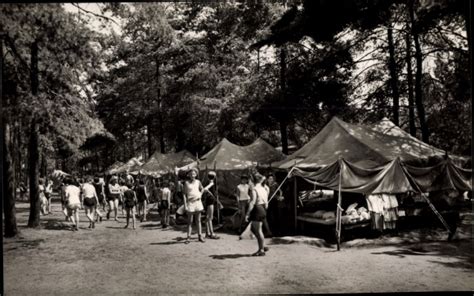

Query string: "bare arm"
[246, 189, 257, 221]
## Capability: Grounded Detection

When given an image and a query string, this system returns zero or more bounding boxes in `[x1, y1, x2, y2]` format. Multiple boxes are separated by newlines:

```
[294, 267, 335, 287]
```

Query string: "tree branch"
[70, 3, 119, 25]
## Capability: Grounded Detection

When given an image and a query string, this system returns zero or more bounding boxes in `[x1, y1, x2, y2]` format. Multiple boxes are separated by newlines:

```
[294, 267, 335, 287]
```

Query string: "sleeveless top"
[184, 180, 202, 201]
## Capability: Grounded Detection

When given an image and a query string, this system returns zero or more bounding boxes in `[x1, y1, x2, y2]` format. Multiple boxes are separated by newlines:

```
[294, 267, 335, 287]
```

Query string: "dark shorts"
[107, 194, 119, 202]
[250, 205, 266, 222]
[160, 200, 169, 210]
[83, 197, 97, 207]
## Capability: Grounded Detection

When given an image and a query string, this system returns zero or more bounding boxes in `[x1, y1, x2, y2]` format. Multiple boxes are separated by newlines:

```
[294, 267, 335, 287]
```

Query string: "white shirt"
[108, 183, 121, 195]
[82, 183, 97, 198]
[65, 185, 81, 204]
[253, 184, 269, 206]
[161, 187, 171, 202]
[237, 184, 250, 201]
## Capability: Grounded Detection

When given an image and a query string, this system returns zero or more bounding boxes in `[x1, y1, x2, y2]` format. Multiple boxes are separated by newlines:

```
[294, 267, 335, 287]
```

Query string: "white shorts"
[186, 199, 204, 213]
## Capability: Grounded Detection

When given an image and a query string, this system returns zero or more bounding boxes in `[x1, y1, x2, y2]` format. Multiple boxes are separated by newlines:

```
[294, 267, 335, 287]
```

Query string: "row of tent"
[105, 137, 285, 177]
[105, 117, 472, 196]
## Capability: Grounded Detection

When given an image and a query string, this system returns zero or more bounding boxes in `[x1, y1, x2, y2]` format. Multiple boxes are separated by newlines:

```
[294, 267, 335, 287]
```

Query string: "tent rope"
[401, 163, 452, 235]
[268, 167, 295, 203]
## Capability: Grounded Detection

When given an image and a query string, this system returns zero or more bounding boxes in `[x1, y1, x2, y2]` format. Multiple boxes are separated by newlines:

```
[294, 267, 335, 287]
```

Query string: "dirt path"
[3, 202, 473, 295]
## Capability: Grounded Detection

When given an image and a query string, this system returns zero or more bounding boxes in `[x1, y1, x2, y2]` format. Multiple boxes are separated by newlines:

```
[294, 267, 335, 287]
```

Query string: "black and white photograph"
[1, 1, 472, 295]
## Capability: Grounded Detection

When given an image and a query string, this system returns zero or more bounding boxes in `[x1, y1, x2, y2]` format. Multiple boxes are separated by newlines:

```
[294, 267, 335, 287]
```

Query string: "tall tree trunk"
[405, 18, 417, 137]
[1, 37, 19, 237]
[409, 1, 429, 143]
[147, 123, 154, 158]
[387, 25, 400, 126]
[279, 46, 289, 155]
[28, 40, 41, 228]
[156, 57, 165, 154]
[27, 117, 41, 227]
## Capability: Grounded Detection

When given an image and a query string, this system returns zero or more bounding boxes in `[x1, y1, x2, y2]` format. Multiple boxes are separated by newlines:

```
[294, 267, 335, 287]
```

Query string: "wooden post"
[336, 158, 343, 251]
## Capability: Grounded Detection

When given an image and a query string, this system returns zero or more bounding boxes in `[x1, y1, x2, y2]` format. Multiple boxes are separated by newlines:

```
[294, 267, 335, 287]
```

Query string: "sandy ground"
[3, 201, 473, 295]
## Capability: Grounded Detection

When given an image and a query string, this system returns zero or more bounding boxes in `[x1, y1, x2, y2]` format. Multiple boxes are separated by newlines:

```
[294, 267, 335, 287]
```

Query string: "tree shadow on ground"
[3, 237, 45, 252]
[43, 220, 73, 231]
[209, 253, 253, 260]
[150, 237, 189, 245]
[371, 241, 473, 270]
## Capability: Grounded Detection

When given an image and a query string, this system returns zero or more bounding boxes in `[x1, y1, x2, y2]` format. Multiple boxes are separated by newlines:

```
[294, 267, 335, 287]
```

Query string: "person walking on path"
[266, 173, 284, 236]
[160, 181, 171, 228]
[135, 179, 149, 222]
[183, 168, 206, 244]
[93, 177, 106, 220]
[107, 176, 122, 222]
[123, 183, 138, 229]
[203, 171, 219, 239]
[82, 177, 100, 229]
[245, 173, 269, 256]
[64, 177, 82, 231]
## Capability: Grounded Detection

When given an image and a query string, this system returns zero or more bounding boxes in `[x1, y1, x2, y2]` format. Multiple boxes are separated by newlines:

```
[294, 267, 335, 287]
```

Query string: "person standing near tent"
[45, 179, 53, 214]
[123, 183, 138, 229]
[160, 181, 171, 228]
[39, 178, 48, 215]
[245, 173, 269, 256]
[64, 177, 81, 231]
[183, 168, 205, 243]
[82, 177, 100, 229]
[267, 173, 285, 236]
[107, 176, 122, 221]
[235, 175, 251, 233]
[203, 171, 219, 239]
[136, 179, 149, 222]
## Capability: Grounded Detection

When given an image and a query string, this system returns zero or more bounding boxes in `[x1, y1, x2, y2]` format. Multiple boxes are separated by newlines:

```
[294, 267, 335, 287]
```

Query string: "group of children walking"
[50, 168, 282, 256]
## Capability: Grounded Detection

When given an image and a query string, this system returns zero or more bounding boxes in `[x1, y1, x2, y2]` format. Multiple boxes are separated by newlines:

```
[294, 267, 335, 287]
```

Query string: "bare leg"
[48, 197, 53, 213]
[187, 213, 193, 239]
[124, 208, 130, 228]
[206, 205, 215, 236]
[69, 210, 76, 229]
[143, 200, 147, 221]
[107, 200, 114, 219]
[132, 207, 136, 229]
[114, 199, 119, 221]
[196, 212, 204, 241]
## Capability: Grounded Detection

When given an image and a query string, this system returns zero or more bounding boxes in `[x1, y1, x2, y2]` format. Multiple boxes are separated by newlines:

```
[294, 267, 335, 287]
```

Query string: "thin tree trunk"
[280, 46, 289, 155]
[409, 1, 429, 143]
[387, 25, 400, 126]
[2, 37, 19, 237]
[28, 40, 41, 228]
[405, 19, 416, 137]
[156, 57, 165, 154]
[147, 123, 154, 158]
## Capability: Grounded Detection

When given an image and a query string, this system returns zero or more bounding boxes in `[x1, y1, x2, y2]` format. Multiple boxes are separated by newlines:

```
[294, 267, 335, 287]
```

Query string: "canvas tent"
[179, 138, 285, 208]
[105, 161, 125, 175]
[140, 150, 195, 177]
[271, 117, 471, 249]
[108, 157, 143, 175]
[274, 117, 467, 170]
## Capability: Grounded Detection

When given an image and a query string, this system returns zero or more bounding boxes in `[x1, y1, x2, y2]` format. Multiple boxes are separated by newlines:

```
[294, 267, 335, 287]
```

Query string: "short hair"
[86, 176, 93, 183]
[94, 177, 100, 183]
[254, 173, 265, 183]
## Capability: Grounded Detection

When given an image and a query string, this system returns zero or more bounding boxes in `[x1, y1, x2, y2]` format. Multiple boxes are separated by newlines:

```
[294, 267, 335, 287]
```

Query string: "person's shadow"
[150, 237, 188, 245]
[209, 254, 252, 260]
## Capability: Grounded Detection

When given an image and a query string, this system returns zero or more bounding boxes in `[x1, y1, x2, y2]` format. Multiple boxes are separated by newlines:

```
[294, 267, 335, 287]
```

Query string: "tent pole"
[213, 162, 221, 225]
[293, 175, 297, 234]
[336, 158, 343, 251]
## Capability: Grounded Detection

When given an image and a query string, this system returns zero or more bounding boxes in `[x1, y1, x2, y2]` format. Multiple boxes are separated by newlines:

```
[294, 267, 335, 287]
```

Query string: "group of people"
[46, 168, 285, 256]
